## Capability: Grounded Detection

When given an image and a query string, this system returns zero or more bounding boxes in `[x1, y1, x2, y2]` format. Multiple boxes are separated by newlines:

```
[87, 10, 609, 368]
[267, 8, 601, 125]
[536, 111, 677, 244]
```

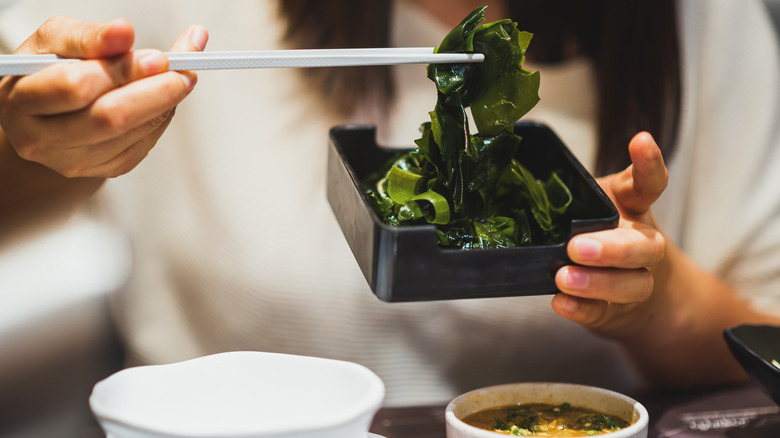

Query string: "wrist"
[615, 243, 772, 387]
[0, 126, 104, 243]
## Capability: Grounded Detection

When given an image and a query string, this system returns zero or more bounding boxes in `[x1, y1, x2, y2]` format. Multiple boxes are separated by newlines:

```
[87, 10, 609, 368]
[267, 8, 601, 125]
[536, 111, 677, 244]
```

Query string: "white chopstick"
[0, 47, 484, 76]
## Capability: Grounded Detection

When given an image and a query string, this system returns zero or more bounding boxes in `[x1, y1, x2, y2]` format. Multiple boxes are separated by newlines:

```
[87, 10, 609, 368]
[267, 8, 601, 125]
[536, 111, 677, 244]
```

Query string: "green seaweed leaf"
[363, 6, 571, 249]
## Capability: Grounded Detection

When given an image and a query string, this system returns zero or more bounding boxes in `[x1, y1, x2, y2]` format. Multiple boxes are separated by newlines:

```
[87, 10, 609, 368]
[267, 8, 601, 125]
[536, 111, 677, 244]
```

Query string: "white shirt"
[1, 0, 778, 405]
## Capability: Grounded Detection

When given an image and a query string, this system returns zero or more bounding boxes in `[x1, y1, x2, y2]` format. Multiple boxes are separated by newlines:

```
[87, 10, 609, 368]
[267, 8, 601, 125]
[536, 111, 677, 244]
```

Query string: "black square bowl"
[326, 121, 619, 302]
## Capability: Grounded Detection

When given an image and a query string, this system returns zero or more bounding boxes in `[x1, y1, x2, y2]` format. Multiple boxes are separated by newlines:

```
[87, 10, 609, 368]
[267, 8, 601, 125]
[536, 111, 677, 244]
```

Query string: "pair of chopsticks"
[0, 47, 484, 76]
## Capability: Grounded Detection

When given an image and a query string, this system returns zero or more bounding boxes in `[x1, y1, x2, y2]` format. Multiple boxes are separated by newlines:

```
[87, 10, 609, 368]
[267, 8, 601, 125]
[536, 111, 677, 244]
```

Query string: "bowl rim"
[724, 324, 780, 369]
[444, 382, 649, 437]
[89, 351, 386, 437]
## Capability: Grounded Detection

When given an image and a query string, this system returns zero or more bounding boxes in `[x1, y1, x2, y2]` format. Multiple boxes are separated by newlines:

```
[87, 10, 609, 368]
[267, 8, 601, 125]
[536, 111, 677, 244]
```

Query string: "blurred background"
[0, 2, 779, 438]
[769, 0, 780, 34]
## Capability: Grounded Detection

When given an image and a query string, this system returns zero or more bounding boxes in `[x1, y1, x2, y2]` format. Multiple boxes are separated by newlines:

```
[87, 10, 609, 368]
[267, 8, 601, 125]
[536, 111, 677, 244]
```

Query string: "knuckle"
[146, 109, 174, 130]
[72, 26, 97, 57]
[100, 167, 123, 178]
[162, 73, 188, 99]
[15, 144, 39, 162]
[31, 16, 71, 52]
[611, 238, 640, 268]
[128, 108, 175, 144]
[13, 136, 45, 162]
[583, 302, 610, 328]
[107, 156, 143, 178]
[638, 269, 655, 301]
[60, 164, 85, 178]
[92, 100, 129, 134]
[35, 17, 61, 42]
[105, 143, 149, 178]
[142, 113, 166, 131]
[60, 70, 99, 107]
[112, 160, 140, 177]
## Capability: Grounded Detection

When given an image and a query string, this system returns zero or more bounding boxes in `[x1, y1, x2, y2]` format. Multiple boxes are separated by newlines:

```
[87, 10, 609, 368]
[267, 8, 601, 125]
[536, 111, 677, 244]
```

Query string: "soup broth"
[461, 402, 630, 437]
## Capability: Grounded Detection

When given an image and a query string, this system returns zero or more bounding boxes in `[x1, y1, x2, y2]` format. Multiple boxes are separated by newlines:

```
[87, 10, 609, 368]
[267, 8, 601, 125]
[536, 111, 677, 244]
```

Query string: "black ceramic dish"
[326, 121, 619, 302]
[724, 324, 780, 406]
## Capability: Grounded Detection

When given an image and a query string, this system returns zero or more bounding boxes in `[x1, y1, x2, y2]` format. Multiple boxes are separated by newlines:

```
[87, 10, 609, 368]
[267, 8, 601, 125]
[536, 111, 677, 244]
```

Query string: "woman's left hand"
[552, 131, 668, 338]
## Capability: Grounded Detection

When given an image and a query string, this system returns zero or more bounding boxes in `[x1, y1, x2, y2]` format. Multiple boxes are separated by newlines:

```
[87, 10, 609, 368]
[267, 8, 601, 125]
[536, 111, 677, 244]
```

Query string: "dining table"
[369, 382, 780, 438]
[10, 222, 776, 438]
[68, 380, 779, 437]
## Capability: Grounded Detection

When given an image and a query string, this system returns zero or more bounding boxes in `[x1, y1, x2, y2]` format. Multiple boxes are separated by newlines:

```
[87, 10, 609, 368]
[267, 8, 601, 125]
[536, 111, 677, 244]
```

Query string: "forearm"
[618, 242, 780, 388]
[0, 126, 104, 244]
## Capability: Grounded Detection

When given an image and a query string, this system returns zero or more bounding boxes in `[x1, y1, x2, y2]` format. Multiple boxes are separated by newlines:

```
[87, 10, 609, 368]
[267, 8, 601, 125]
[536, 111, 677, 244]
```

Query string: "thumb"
[19, 16, 135, 59]
[610, 131, 669, 216]
[166, 25, 209, 95]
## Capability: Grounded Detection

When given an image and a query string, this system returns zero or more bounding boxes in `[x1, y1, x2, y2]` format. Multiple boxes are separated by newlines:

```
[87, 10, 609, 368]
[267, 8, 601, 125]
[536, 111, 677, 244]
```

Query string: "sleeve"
[662, 0, 780, 313]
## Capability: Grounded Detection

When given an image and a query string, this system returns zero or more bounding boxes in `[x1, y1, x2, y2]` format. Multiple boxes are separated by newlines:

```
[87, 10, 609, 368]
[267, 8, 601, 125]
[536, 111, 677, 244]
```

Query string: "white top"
[1, 0, 779, 406]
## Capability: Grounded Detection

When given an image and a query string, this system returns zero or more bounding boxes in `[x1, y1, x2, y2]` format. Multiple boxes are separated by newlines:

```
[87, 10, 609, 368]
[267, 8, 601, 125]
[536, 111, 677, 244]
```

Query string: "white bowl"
[89, 351, 385, 438]
[445, 382, 648, 438]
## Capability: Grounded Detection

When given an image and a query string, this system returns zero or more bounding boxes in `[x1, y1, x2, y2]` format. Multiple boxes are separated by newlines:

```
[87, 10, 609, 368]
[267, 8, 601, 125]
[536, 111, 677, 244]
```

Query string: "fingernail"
[645, 142, 659, 161]
[191, 25, 208, 51]
[563, 268, 590, 290]
[139, 50, 168, 74]
[572, 237, 602, 260]
[177, 71, 197, 92]
[105, 17, 130, 33]
[109, 17, 130, 27]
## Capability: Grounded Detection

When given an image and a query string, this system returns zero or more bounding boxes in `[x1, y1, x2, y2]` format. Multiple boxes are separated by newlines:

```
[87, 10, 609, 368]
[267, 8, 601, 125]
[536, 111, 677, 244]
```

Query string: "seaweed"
[364, 6, 571, 249]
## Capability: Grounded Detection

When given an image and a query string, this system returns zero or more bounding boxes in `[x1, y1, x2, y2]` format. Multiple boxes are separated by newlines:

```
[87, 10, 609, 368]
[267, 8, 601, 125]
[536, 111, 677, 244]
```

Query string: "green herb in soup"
[363, 6, 574, 249]
[462, 402, 630, 437]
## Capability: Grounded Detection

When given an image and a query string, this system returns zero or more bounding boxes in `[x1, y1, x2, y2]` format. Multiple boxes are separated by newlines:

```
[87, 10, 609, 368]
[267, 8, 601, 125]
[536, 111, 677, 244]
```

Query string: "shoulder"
[679, 0, 779, 76]
[677, 0, 779, 150]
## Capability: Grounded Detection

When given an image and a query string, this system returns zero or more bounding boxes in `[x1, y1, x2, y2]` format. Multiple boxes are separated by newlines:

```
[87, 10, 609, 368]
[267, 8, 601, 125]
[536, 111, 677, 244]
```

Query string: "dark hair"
[276, 0, 393, 116]
[277, 0, 680, 176]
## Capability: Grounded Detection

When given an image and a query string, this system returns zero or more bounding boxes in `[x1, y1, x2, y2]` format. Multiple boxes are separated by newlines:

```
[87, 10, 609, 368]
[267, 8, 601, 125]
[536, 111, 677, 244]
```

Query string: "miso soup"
[461, 402, 629, 437]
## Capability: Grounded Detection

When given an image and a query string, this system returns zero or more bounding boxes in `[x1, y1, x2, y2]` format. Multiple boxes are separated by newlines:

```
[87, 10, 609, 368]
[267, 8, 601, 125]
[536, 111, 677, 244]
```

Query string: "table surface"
[369, 383, 780, 438]
[79, 381, 779, 438]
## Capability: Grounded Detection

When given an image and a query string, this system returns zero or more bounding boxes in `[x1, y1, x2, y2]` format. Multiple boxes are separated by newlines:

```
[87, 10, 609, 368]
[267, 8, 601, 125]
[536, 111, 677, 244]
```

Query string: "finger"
[555, 265, 654, 304]
[167, 24, 209, 89]
[170, 24, 209, 52]
[551, 293, 619, 328]
[76, 25, 209, 177]
[567, 225, 665, 268]
[13, 71, 194, 158]
[20, 16, 135, 59]
[86, 111, 175, 177]
[37, 108, 175, 177]
[610, 132, 668, 215]
[8, 49, 169, 115]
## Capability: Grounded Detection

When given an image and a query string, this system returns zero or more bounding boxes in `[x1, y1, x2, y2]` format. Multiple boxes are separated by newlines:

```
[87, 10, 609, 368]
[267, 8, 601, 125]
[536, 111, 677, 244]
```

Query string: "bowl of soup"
[445, 382, 648, 438]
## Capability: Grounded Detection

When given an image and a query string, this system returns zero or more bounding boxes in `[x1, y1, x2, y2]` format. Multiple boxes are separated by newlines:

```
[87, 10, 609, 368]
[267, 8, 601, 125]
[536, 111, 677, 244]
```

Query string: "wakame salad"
[364, 6, 575, 250]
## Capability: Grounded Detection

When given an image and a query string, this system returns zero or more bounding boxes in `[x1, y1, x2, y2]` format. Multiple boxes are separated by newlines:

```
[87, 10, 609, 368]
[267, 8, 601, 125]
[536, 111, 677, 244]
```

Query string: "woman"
[1, 0, 779, 405]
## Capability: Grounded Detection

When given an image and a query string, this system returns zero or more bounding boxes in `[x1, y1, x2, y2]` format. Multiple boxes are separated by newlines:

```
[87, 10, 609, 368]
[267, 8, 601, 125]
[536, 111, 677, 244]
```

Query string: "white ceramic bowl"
[89, 351, 385, 438]
[445, 382, 648, 438]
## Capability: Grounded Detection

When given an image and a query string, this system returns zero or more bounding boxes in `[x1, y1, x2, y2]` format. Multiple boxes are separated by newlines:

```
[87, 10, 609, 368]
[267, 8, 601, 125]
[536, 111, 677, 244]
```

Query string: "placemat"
[653, 385, 780, 437]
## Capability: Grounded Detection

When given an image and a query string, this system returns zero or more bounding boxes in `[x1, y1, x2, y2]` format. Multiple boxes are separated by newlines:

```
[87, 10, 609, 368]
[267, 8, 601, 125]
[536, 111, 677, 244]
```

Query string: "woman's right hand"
[0, 16, 208, 178]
